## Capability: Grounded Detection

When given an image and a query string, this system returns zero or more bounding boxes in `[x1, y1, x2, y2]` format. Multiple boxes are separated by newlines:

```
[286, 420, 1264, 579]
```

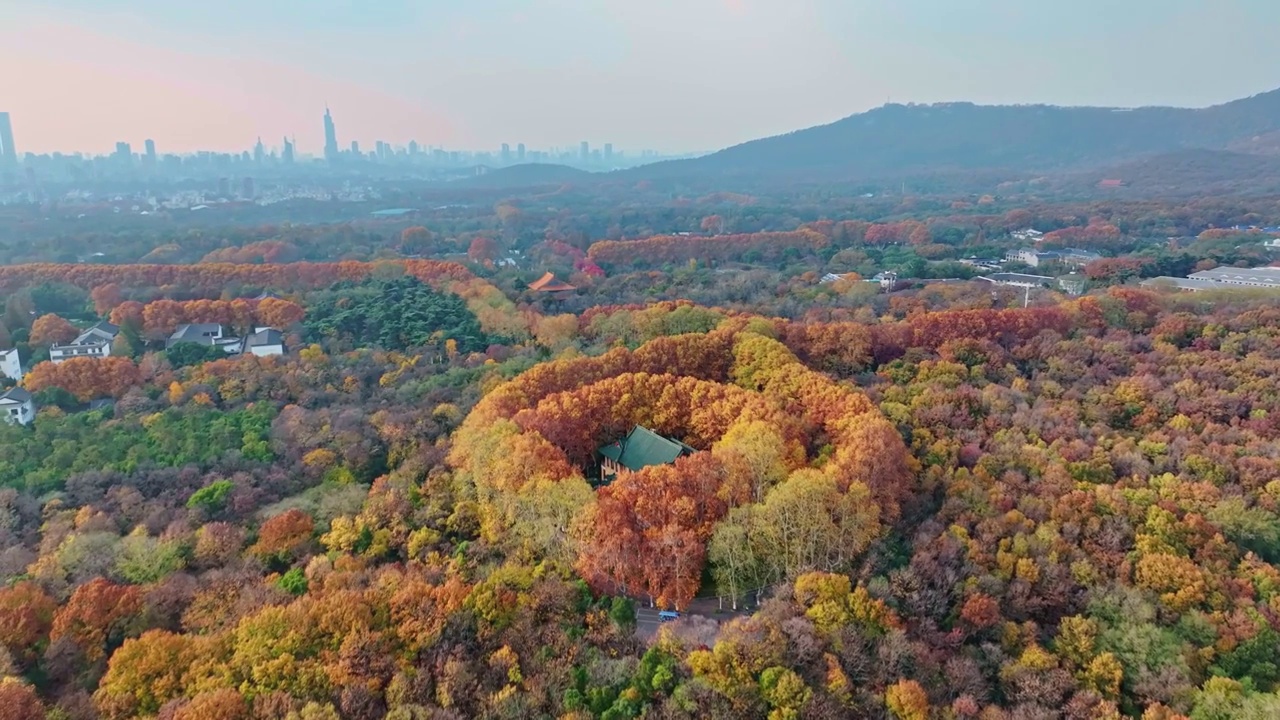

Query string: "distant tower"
[323, 107, 339, 162]
[580, 141, 589, 161]
[501, 143, 511, 165]
[604, 143, 613, 162]
[351, 140, 360, 155]
[408, 140, 419, 156]
[144, 139, 157, 165]
[0, 112, 16, 167]
[254, 137, 265, 164]
[115, 142, 133, 166]
[282, 136, 295, 164]
[517, 143, 526, 162]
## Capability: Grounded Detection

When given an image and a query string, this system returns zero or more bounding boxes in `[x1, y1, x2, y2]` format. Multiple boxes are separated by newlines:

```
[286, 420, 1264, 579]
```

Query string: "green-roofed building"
[597, 426, 695, 483]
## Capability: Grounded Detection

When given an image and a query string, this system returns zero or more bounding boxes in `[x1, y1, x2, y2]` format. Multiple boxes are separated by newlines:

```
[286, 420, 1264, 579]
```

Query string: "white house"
[0, 387, 35, 426]
[0, 348, 21, 381]
[49, 321, 119, 364]
[241, 327, 286, 357]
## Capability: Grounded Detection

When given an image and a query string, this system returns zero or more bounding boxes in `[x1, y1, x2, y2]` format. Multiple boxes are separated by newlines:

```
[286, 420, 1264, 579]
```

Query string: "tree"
[90, 283, 124, 316]
[885, 680, 929, 720]
[30, 313, 77, 345]
[250, 509, 315, 567]
[257, 297, 305, 329]
[399, 227, 438, 255]
[0, 582, 57, 666]
[467, 237, 498, 265]
[0, 679, 45, 720]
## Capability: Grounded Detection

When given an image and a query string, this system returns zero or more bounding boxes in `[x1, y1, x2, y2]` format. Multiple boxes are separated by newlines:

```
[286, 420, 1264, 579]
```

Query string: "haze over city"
[3, 0, 1280, 156]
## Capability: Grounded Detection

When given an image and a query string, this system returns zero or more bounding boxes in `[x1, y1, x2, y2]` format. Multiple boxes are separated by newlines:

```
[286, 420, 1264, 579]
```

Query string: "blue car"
[658, 610, 680, 622]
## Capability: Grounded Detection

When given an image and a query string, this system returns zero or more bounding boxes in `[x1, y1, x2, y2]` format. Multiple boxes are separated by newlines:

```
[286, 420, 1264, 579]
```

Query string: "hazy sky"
[2, 0, 1278, 156]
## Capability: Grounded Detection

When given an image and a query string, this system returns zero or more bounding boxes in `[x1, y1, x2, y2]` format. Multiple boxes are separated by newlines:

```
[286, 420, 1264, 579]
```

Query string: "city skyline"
[4, 2, 1280, 155]
[0, 106, 665, 163]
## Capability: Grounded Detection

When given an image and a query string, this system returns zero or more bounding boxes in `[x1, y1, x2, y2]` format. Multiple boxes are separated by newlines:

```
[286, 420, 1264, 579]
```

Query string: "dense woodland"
[4, 186, 1280, 720]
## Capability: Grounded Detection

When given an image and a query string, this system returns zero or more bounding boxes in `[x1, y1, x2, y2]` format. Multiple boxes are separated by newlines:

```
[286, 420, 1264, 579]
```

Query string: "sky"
[2, 0, 1279, 156]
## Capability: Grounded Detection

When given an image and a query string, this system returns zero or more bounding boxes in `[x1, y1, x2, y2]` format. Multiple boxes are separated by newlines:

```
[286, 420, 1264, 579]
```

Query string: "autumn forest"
[3, 182, 1280, 720]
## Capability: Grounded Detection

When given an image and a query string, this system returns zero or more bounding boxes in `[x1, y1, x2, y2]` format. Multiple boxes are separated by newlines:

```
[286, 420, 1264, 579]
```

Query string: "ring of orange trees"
[448, 325, 916, 608]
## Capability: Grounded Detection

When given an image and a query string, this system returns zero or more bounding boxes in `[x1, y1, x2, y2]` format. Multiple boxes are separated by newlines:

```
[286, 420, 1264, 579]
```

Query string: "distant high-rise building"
[500, 143, 511, 165]
[351, 140, 360, 155]
[517, 143, 526, 162]
[114, 142, 133, 165]
[377, 141, 390, 161]
[254, 137, 265, 164]
[242, 177, 255, 200]
[282, 137, 295, 164]
[323, 107, 339, 162]
[604, 143, 613, 161]
[144, 139, 156, 164]
[580, 141, 589, 160]
[408, 140, 419, 156]
[0, 112, 16, 167]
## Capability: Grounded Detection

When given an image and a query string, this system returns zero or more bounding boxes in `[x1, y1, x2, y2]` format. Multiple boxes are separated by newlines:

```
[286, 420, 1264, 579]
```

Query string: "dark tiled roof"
[245, 328, 284, 347]
[0, 387, 32, 403]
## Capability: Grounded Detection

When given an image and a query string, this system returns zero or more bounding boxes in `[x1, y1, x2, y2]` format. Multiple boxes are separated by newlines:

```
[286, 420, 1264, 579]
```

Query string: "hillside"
[630, 87, 1280, 184]
[1059, 148, 1280, 196]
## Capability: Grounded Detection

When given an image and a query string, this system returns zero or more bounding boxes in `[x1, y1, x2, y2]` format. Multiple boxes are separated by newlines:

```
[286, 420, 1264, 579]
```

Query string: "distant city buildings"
[144, 139, 157, 165]
[0, 112, 16, 167]
[323, 107, 340, 163]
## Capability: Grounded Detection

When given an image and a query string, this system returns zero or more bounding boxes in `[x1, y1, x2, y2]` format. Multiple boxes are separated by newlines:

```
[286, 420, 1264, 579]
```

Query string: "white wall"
[0, 399, 34, 426]
[0, 349, 21, 380]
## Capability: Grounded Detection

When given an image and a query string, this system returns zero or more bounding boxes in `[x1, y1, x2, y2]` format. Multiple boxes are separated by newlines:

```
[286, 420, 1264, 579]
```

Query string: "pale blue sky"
[2, 0, 1278, 154]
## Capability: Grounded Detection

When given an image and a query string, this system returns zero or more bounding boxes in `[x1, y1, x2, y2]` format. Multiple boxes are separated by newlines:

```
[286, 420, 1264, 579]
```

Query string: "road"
[634, 597, 759, 640]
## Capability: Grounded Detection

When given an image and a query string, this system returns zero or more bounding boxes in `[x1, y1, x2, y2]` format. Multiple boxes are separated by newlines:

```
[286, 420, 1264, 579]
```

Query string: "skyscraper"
[501, 143, 511, 165]
[604, 143, 613, 162]
[351, 140, 360, 155]
[323, 107, 339, 162]
[282, 137, 295, 164]
[115, 142, 133, 166]
[254, 137, 265, 164]
[517, 143, 526, 162]
[144, 139, 157, 165]
[0, 112, 16, 167]
[580, 141, 589, 161]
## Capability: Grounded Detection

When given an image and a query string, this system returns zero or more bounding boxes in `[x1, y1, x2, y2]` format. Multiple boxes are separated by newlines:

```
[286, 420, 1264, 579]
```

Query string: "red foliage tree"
[30, 314, 78, 345]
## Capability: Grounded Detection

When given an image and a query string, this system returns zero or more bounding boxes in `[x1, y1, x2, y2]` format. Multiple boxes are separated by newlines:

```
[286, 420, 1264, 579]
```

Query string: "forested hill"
[630, 87, 1280, 182]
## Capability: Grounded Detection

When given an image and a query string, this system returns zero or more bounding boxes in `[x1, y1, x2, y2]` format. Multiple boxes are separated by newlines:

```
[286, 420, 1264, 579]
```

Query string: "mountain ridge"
[623, 87, 1280, 185]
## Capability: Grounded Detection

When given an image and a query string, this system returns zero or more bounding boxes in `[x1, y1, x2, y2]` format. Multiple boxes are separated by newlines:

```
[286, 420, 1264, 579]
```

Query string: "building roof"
[979, 273, 1054, 285]
[89, 321, 120, 336]
[0, 387, 32, 403]
[168, 323, 224, 346]
[1142, 276, 1269, 292]
[244, 328, 284, 347]
[598, 426, 694, 472]
[1189, 266, 1280, 287]
[528, 272, 576, 293]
